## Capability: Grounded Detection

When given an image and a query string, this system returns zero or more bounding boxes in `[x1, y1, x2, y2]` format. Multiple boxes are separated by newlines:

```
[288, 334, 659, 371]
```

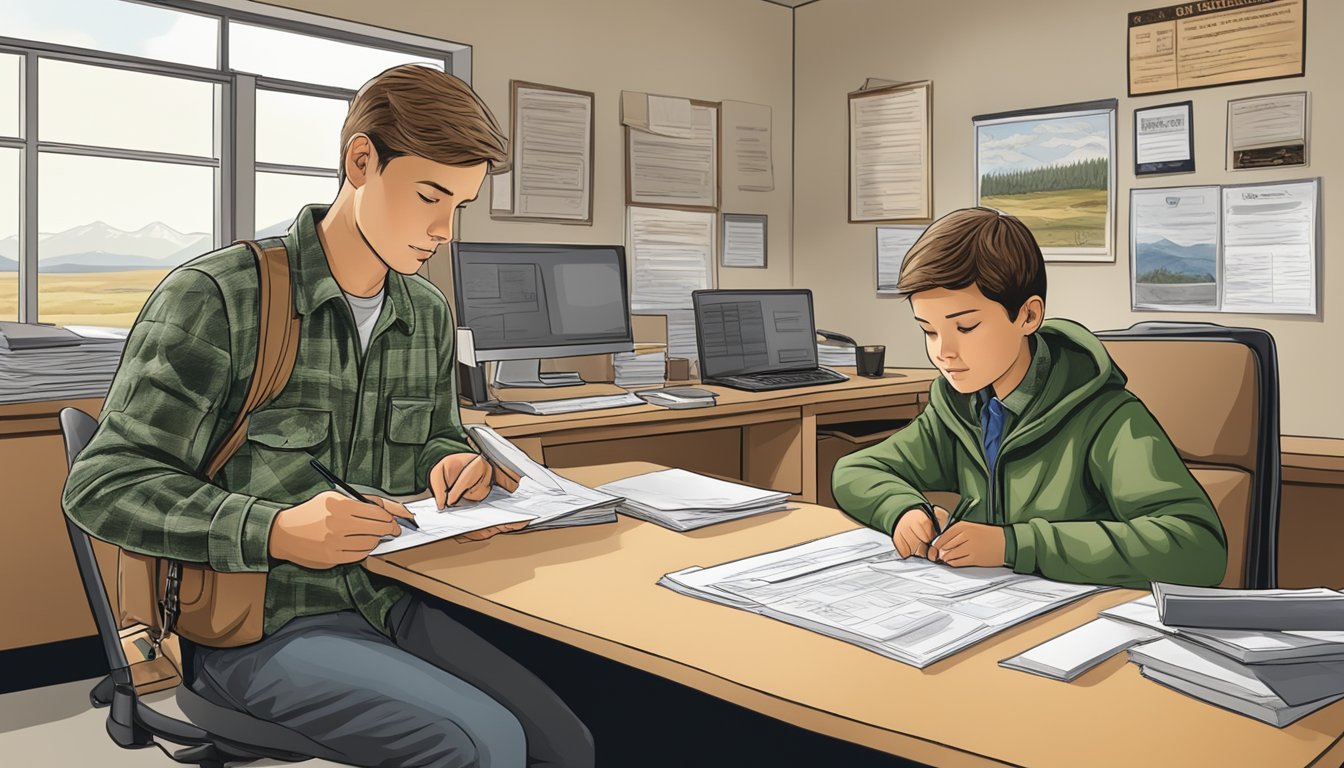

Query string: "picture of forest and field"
[975, 108, 1114, 261]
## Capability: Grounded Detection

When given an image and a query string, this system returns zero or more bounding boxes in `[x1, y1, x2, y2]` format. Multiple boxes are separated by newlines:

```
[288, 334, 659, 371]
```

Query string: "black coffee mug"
[856, 345, 886, 378]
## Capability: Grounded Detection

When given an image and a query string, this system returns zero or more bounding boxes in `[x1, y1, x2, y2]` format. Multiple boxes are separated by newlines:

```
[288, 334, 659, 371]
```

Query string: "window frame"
[0, 0, 471, 323]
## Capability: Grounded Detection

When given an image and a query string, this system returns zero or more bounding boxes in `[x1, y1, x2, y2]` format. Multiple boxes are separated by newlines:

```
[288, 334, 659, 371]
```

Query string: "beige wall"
[267, 0, 795, 297]
[794, 0, 1340, 438]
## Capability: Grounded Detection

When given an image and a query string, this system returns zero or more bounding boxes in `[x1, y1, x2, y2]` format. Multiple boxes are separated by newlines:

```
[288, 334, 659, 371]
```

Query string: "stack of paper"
[665, 310, 699, 364]
[1154, 583, 1344, 631]
[1100, 593, 1344, 726]
[817, 341, 857, 368]
[371, 425, 621, 555]
[0, 323, 127, 403]
[659, 528, 1103, 668]
[614, 343, 666, 388]
[596, 468, 790, 531]
[1132, 637, 1344, 727]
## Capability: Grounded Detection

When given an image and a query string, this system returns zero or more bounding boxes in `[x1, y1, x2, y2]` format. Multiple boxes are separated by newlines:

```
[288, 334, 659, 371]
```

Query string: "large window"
[0, 0, 464, 325]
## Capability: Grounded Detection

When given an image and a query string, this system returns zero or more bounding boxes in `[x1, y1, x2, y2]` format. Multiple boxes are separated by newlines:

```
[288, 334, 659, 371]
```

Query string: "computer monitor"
[451, 242, 633, 387]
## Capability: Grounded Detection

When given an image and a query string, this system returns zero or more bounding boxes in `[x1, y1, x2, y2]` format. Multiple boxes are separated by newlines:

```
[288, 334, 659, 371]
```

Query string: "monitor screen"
[451, 243, 633, 361]
[694, 290, 818, 378]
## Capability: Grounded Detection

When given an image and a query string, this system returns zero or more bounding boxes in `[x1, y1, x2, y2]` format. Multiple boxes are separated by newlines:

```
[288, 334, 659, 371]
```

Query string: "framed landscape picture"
[973, 99, 1117, 262]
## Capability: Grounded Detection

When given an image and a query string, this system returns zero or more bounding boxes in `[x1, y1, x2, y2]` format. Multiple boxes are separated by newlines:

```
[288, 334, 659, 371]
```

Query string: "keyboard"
[498, 392, 646, 416]
[707, 367, 849, 392]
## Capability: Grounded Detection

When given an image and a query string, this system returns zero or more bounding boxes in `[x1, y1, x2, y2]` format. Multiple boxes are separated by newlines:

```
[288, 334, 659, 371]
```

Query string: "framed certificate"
[1135, 101, 1194, 175]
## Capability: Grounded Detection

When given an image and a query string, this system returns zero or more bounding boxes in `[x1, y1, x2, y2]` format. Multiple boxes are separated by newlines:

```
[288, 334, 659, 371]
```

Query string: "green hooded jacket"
[831, 318, 1227, 588]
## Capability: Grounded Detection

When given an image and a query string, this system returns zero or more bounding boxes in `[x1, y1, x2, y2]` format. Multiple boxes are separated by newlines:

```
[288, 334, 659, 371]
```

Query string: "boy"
[832, 207, 1227, 588]
[63, 65, 592, 767]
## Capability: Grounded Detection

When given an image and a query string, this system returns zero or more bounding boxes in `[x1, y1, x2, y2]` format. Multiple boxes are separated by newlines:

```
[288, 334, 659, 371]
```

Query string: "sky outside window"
[256, 172, 338, 235]
[5, 0, 218, 69]
[0, 54, 20, 139]
[229, 22, 440, 90]
[39, 59, 217, 157]
[256, 89, 346, 169]
[0, 148, 19, 321]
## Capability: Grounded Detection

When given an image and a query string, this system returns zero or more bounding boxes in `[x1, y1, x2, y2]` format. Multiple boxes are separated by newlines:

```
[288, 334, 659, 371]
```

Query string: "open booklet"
[660, 528, 1105, 668]
[370, 425, 621, 555]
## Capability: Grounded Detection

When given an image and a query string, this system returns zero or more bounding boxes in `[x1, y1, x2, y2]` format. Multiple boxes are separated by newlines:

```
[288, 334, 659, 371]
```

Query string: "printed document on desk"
[659, 528, 1103, 668]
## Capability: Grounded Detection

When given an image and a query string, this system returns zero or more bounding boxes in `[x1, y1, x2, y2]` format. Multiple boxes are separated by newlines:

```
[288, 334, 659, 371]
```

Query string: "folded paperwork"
[1154, 582, 1344, 632]
[999, 617, 1161, 682]
[596, 468, 789, 531]
[371, 425, 619, 555]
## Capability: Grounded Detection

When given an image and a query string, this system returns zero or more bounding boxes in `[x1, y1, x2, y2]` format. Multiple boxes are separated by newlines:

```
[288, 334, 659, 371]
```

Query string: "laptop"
[692, 289, 849, 392]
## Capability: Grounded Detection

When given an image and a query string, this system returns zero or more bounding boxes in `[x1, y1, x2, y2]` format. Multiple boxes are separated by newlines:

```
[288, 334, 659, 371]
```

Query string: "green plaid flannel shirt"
[62, 204, 472, 639]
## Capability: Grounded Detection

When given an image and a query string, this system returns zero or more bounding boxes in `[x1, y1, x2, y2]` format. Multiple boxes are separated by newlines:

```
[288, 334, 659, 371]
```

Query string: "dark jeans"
[183, 593, 593, 768]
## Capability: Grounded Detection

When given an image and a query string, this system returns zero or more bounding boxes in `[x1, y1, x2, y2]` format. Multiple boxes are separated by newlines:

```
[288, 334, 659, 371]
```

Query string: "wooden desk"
[1, 397, 105, 652]
[1278, 436, 1344, 589]
[368, 461, 1344, 768]
[466, 368, 939, 503]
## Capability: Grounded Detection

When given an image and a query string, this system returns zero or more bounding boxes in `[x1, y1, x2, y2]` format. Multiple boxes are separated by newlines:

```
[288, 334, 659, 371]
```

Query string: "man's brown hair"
[339, 64, 508, 184]
[896, 207, 1047, 319]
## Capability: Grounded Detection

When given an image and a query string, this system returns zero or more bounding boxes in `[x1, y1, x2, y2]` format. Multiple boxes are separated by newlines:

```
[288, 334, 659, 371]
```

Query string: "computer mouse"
[654, 387, 717, 399]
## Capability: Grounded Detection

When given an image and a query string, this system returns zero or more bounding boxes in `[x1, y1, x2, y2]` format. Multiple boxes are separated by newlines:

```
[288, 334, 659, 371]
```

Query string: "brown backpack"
[115, 239, 300, 686]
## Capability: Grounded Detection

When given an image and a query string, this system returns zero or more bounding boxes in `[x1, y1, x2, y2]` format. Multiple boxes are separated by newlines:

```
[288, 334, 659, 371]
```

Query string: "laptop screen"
[694, 290, 818, 378]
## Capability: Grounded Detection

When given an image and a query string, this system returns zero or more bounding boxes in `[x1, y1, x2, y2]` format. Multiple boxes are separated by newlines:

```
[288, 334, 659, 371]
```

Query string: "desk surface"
[367, 461, 1344, 768]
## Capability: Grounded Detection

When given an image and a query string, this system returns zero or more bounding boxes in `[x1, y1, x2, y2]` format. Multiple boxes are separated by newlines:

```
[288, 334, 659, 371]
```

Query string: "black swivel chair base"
[59, 407, 349, 767]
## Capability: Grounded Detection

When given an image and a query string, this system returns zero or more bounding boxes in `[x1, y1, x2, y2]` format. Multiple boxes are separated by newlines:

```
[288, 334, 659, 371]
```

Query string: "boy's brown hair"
[339, 64, 509, 184]
[896, 207, 1047, 319]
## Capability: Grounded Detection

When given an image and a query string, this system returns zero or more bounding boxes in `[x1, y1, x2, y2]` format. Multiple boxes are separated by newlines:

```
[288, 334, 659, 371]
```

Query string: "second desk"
[462, 367, 940, 504]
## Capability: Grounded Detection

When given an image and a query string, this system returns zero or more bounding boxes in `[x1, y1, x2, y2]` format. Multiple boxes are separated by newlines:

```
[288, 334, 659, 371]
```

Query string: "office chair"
[59, 407, 346, 767]
[1097, 322, 1281, 589]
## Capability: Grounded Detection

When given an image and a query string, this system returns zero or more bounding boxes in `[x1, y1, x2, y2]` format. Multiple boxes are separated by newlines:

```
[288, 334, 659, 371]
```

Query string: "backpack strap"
[204, 239, 301, 481]
[134, 239, 298, 656]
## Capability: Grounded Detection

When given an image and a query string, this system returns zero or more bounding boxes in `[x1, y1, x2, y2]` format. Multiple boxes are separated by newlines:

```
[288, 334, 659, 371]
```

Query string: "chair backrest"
[1097, 322, 1281, 589]
[58, 408, 135, 675]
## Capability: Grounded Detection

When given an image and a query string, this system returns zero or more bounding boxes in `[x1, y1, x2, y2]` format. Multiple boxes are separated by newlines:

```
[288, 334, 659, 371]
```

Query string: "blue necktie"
[981, 397, 1006, 477]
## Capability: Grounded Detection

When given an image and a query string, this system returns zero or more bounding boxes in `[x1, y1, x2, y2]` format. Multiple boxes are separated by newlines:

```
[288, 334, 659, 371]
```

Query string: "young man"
[832, 207, 1227, 588]
[63, 65, 592, 767]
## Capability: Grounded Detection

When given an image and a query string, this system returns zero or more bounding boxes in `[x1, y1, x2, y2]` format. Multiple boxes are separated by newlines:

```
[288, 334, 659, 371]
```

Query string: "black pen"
[922, 506, 944, 538]
[310, 458, 419, 531]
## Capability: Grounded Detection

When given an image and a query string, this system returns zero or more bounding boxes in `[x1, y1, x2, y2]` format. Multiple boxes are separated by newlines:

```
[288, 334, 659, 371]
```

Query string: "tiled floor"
[0, 677, 346, 767]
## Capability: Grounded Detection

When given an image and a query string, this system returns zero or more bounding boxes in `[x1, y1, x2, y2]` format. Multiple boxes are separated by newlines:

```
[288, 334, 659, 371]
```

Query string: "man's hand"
[892, 505, 949, 559]
[427, 453, 522, 508]
[930, 520, 1007, 567]
[269, 492, 416, 569]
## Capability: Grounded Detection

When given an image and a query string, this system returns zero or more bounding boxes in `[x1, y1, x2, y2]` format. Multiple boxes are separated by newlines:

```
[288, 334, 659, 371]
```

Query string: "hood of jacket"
[926, 318, 1128, 471]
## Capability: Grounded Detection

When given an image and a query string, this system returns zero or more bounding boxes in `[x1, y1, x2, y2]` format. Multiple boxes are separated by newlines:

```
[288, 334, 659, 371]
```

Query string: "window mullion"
[20, 50, 36, 323]
[36, 142, 219, 167]
[233, 73, 256, 240]
[218, 78, 232, 247]
[254, 162, 337, 178]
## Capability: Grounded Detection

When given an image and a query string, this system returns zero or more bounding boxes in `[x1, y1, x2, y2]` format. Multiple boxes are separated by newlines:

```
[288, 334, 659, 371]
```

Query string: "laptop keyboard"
[718, 368, 848, 390]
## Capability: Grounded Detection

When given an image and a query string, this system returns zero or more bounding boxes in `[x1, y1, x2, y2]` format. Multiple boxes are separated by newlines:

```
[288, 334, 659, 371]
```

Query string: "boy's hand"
[892, 505, 950, 559]
[269, 491, 415, 569]
[428, 453, 522, 508]
[930, 520, 1006, 567]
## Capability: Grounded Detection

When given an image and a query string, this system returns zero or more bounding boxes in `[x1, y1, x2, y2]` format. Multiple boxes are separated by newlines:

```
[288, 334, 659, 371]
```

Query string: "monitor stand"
[493, 359, 585, 388]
